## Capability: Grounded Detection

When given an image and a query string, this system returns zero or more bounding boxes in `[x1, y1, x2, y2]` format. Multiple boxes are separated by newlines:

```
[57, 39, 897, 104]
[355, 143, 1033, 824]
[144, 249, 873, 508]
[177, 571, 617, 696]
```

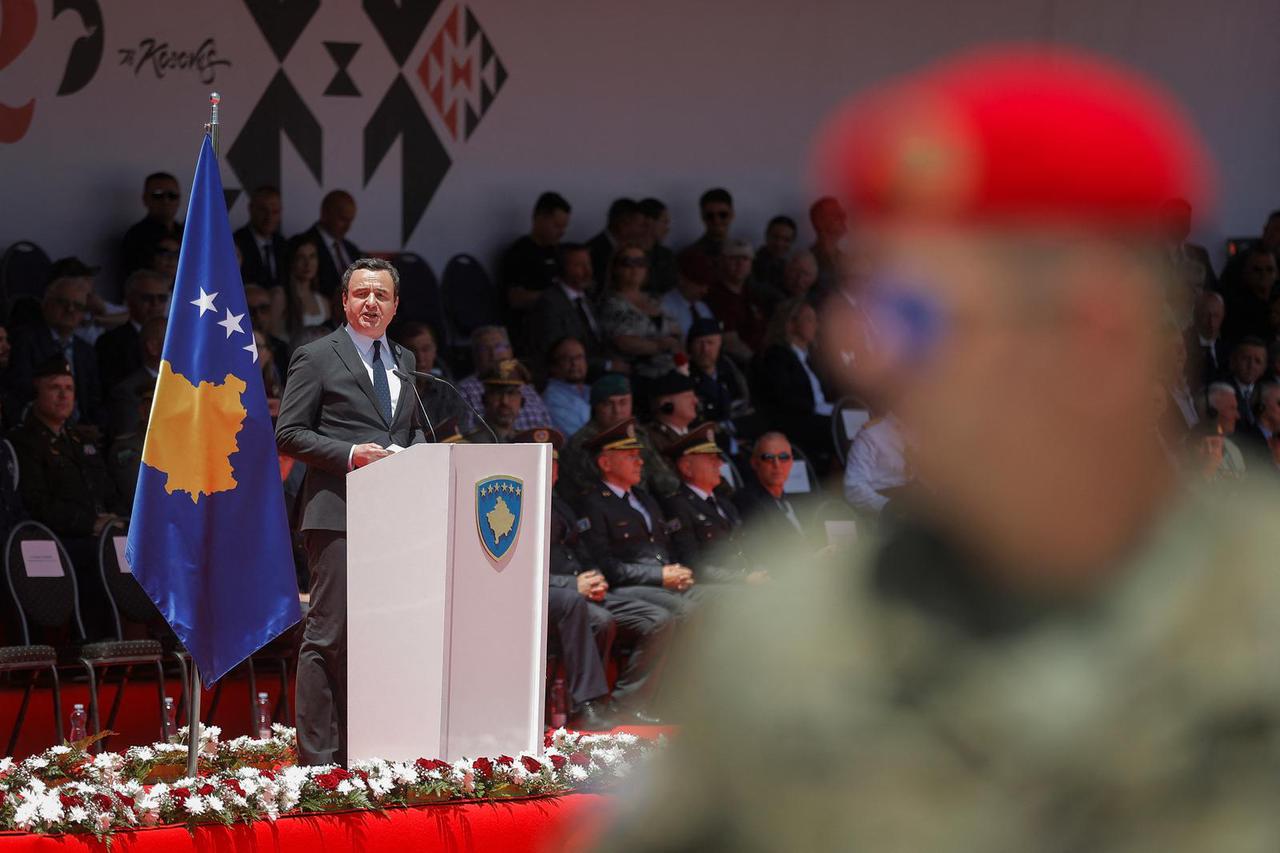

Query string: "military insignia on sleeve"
[576, 517, 591, 532]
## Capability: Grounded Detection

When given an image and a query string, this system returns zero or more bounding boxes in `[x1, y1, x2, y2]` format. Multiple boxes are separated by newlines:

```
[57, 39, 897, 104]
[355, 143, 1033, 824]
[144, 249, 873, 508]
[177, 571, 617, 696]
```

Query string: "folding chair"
[0, 240, 52, 305]
[831, 396, 871, 468]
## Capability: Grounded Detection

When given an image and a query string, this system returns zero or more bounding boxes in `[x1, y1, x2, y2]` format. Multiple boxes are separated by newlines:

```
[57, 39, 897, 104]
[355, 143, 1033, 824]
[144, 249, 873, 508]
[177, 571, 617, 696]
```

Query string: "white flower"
[36, 792, 63, 822]
[130, 747, 155, 761]
[26, 757, 49, 770]
[206, 795, 226, 813]
[98, 812, 113, 831]
[67, 806, 89, 823]
[568, 766, 589, 782]
[335, 780, 354, 795]
[183, 795, 205, 815]
[49, 745, 71, 756]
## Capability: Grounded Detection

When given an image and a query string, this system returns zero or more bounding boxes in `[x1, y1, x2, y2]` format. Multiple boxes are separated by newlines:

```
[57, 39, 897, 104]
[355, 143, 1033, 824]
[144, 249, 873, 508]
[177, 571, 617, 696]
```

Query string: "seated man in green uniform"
[602, 47, 1280, 852]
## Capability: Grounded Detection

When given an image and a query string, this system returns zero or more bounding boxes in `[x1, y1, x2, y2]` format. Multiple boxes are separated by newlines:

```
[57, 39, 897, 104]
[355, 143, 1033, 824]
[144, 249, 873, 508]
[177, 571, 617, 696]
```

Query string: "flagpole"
[184, 90, 221, 780]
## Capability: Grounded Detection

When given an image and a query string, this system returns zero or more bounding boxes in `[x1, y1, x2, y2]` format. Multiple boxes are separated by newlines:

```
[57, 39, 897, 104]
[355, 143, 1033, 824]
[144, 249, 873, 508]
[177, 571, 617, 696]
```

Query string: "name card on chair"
[114, 537, 131, 573]
[783, 463, 812, 494]
[842, 409, 871, 437]
[21, 540, 64, 577]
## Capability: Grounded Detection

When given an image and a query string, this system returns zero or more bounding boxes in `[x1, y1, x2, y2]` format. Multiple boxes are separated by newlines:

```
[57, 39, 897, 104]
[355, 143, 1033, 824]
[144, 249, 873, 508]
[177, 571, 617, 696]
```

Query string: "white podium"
[346, 442, 551, 763]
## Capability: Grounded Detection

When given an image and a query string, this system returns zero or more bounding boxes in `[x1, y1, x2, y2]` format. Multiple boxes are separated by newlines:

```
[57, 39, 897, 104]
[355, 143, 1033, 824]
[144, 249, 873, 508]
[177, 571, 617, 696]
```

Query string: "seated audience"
[456, 326, 552, 431]
[499, 191, 571, 315]
[542, 337, 593, 436]
[12, 260, 104, 428]
[646, 370, 700, 456]
[393, 321, 466, 428]
[678, 188, 734, 286]
[842, 411, 910, 517]
[753, 250, 818, 318]
[598, 244, 683, 381]
[560, 374, 678, 502]
[732, 431, 816, 550]
[660, 424, 764, 585]
[527, 243, 610, 377]
[1190, 420, 1246, 485]
[1226, 337, 1268, 429]
[1233, 381, 1280, 465]
[1219, 209, 1280, 296]
[638, 198, 678, 295]
[120, 172, 183, 281]
[95, 268, 170, 395]
[660, 271, 716, 341]
[752, 215, 797, 298]
[687, 318, 750, 430]
[0, 323, 18, 429]
[1184, 290, 1227, 392]
[578, 418, 697, 619]
[107, 316, 164, 438]
[234, 185, 288, 289]
[752, 298, 834, 470]
[706, 239, 767, 363]
[296, 190, 361, 297]
[273, 236, 331, 344]
[108, 384, 152, 507]
[464, 358, 530, 442]
[588, 198, 645, 289]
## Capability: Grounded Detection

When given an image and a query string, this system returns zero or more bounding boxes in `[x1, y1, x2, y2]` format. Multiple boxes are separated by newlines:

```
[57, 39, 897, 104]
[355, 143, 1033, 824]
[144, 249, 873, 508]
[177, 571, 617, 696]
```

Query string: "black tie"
[574, 296, 597, 338]
[371, 340, 393, 423]
[333, 240, 349, 271]
[706, 494, 727, 522]
[261, 243, 274, 280]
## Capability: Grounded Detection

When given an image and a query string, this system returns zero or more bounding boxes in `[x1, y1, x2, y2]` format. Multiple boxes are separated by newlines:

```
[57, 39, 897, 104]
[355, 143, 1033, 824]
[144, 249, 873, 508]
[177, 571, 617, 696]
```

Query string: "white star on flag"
[217, 308, 245, 339]
[191, 288, 218, 316]
[243, 340, 258, 363]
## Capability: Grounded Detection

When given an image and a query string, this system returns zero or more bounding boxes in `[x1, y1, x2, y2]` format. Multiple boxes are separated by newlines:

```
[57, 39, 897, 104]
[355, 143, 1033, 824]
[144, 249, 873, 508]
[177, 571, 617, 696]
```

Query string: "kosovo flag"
[126, 134, 300, 687]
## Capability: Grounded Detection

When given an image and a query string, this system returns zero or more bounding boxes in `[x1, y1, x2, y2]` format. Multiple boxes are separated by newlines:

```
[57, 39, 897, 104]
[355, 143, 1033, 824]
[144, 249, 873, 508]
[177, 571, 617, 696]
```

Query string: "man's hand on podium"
[577, 570, 609, 601]
[352, 443, 393, 468]
[662, 564, 695, 592]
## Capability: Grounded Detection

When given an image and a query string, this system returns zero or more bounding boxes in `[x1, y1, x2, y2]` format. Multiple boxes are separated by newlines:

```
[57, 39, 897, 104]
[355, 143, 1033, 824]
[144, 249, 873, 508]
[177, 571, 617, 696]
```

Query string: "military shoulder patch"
[576, 517, 591, 532]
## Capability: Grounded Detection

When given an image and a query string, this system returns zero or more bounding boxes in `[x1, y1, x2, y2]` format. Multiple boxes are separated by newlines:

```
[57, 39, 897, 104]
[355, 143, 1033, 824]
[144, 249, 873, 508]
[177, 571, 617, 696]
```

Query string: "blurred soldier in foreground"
[600, 47, 1280, 853]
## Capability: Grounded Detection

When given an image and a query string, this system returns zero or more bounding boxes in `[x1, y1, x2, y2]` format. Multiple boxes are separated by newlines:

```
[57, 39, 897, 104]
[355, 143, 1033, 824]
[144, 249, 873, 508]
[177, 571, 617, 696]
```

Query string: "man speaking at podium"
[276, 257, 422, 766]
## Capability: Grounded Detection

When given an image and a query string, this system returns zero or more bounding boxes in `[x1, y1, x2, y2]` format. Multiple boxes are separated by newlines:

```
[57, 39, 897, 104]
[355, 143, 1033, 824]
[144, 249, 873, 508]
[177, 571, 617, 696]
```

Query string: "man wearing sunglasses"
[120, 171, 184, 282]
[731, 431, 814, 550]
[677, 188, 735, 287]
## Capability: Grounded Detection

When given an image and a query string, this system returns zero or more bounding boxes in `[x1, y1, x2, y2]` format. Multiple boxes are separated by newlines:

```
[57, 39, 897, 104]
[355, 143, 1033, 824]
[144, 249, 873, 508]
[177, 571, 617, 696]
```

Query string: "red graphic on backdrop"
[416, 5, 506, 141]
[0, 0, 37, 143]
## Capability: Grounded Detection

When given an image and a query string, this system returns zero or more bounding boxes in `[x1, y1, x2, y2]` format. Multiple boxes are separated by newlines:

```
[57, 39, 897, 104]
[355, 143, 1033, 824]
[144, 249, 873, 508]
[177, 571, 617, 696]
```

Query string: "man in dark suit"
[733, 431, 818, 552]
[587, 198, 644, 289]
[577, 418, 697, 618]
[95, 269, 171, 397]
[276, 257, 423, 766]
[119, 172, 183, 283]
[296, 190, 361, 298]
[233, 186, 288, 289]
[660, 425, 766, 585]
[1161, 197, 1216, 291]
[1233, 381, 1280, 468]
[11, 259, 104, 428]
[1184, 290, 1227, 392]
[527, 244, 610, 377]
[1226, 337, 1268, 429]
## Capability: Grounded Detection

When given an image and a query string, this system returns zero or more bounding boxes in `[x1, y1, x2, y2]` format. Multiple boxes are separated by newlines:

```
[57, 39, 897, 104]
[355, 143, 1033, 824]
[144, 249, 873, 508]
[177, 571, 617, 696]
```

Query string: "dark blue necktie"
[371, 340, 393, 423]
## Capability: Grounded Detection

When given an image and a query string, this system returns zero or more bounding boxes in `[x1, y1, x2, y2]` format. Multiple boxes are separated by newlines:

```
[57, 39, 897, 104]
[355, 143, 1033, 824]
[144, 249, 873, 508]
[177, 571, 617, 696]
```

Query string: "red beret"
[815, 46, 1214, 229]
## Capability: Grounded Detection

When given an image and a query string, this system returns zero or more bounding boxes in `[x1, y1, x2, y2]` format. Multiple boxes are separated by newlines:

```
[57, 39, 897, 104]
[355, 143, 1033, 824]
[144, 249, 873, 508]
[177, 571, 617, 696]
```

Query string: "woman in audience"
[752, 297, 835, 471]
[599, 244, 683, 385]
[272, 236, 331, 342]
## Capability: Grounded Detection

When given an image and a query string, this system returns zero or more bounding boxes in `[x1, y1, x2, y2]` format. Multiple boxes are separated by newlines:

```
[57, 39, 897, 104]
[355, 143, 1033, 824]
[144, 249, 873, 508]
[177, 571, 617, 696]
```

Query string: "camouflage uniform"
[603, 486, 1280, 852]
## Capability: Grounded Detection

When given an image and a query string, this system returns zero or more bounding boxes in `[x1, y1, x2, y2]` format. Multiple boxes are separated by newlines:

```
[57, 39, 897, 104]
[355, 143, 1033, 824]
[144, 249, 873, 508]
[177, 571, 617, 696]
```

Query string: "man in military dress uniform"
[577, 418, 697, 618]
[517, 426, 672, 725]
[10, 358, 126, 638]
[603, 48, 1280, 852]
[646, 371, 700, 457]
[659, 424, 767, 585]
[462, 358, 530, 443]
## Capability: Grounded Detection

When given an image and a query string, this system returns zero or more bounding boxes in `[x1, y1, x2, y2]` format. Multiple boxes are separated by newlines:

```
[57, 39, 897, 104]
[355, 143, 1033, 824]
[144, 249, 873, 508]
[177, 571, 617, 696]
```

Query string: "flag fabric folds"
[126, 134, 300, 687]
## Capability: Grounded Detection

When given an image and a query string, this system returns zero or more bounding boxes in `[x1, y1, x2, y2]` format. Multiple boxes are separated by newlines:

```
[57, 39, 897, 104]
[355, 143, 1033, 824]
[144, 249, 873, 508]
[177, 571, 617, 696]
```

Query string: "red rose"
[170, 787, 191, 800]
[198, 783, 216, 796]
[416, 758, 451, 773]
[471, 757, 494, 780]
[569, 752, 590, 768]
[92, 793, 114, 811]
[314, 771, 340, 791]
[496, 755, 515, 767]
[117, 793, 134, 807]
[59, 793, 83, 808]
[520, 756, 543, 774]
[549, 755, 567, 770]
[223, 780, 245, 797]
[332, 768, 352, 781]
[261, 771, 276, 781]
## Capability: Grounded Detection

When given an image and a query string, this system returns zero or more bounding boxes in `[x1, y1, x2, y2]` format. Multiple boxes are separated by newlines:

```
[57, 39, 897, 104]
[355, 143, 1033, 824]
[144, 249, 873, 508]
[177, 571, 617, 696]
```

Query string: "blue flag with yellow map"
[126, 134, 300, 687]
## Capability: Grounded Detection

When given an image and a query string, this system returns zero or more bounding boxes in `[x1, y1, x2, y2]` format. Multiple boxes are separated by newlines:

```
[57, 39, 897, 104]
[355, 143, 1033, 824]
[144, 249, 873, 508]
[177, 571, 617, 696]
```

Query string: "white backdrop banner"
[1, 0, 1277, 290]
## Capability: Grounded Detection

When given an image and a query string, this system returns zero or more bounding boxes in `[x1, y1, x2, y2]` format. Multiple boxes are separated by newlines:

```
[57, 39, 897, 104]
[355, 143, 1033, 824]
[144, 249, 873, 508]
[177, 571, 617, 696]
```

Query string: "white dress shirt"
[792, 344, 834, 416]
[843, 415, 909, 515]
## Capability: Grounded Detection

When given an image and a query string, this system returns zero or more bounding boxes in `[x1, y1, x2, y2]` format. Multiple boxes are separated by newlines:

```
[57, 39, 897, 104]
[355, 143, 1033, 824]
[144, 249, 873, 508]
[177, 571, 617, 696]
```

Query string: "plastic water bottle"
[163, 697, 178, 743]
[548, 677, 568, 729]
[68, 703, 87, 741]
[255, 692, 273, 739]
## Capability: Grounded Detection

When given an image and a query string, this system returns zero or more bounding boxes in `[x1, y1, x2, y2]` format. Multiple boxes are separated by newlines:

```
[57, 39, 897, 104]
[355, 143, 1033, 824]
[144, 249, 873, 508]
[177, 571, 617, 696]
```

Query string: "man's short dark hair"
[558, 242, 589, 265]
[767, 215, 797, 233]
[341, 257, 400, 296]
[606, 198, 640, 229]
[145, 172, 177, 186]
[638, 198, 667, 219]
[251, 185, 281, 199]
[547, 335, 583, 366]
[699, 188, 733, 209]
[1235, 336, 1267, 353]
[534, 192, 571, 216]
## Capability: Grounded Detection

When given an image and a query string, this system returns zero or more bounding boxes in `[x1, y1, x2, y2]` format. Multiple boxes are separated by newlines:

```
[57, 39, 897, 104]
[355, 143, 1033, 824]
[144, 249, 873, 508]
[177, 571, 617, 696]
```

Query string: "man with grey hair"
[456, 325, 551, 431]
[1202, 381, 1247, 478]
[95, 268, 171, 395]
[277, 257, 424, 767]
[1183, 289, 1226, 392]
[1233, 381, 1280, 469]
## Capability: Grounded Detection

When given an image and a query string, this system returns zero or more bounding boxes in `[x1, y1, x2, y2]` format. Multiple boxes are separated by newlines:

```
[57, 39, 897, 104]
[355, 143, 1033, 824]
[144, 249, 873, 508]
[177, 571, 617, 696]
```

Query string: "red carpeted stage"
[0, 792, 612, 852]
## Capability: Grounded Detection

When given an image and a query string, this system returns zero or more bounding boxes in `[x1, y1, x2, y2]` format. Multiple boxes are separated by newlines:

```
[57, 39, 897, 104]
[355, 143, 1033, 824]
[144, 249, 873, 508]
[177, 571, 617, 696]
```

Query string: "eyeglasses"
[149, 191, 180, 201]
[50, 297, 87, 311]
[702, 209, 732, 221]
[758, 453, 792, 462]
[615, 256, 648, 269]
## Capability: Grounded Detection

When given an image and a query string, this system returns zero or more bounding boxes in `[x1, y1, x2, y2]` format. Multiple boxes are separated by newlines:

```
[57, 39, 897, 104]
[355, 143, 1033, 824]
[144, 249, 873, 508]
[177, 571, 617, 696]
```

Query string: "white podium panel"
[346, 442, 551, 764]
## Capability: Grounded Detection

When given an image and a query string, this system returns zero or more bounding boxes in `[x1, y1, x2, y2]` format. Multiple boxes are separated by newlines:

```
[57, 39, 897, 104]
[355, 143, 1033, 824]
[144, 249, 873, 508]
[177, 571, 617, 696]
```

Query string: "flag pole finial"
[205, 92, 221, 158]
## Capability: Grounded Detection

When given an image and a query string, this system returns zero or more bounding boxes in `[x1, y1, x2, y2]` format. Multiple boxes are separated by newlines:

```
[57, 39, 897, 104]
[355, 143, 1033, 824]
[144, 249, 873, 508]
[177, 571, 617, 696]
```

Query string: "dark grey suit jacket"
[276, 326, 422, 532]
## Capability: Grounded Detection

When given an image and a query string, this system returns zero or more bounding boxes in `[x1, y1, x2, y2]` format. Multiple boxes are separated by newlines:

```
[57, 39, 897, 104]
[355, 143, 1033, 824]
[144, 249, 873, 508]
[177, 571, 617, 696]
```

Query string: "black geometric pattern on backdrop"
[227, 70, 323, 197]
[364, 74, 450, 245]
[242, 0, 320, 63]
[323, 41, 361, 96]
[52, 0, 103, 96]
[362, 0, 440, 66]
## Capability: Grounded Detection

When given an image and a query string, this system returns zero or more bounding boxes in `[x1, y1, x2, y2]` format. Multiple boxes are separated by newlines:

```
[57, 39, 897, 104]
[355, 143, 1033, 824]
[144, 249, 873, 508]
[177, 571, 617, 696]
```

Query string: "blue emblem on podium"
[475, 476, 524, 563]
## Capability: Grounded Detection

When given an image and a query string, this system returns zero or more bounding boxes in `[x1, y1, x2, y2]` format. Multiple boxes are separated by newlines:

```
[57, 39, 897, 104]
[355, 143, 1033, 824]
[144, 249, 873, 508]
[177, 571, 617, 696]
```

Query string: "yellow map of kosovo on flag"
[141, 360, 247, 503]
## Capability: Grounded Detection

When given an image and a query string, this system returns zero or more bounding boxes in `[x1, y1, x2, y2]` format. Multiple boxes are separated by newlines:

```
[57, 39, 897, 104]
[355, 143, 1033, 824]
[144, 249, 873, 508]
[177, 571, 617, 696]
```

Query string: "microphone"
[392, 367, 436, 443]
[392, 367, 499, 444]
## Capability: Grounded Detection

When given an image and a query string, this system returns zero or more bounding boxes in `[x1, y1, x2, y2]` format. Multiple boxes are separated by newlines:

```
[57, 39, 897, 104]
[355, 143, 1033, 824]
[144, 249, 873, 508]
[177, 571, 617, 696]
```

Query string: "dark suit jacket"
[275, 326, 422, 532]
[297, 224, 362, 297]
[587, 231, 616, 289]
[732, 477, 815, 550]
[661, 484, 747, 582]
[107, 365, 157, 438]
[1183, 330, 1227, 391]
[527, 284, 607, 377]
[11, 325, 102, 426]
[234, 226, 289, 289]
[579, 483, 673, 588]
[95, 321, 140, 396]
[550, 493, 596, 582]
